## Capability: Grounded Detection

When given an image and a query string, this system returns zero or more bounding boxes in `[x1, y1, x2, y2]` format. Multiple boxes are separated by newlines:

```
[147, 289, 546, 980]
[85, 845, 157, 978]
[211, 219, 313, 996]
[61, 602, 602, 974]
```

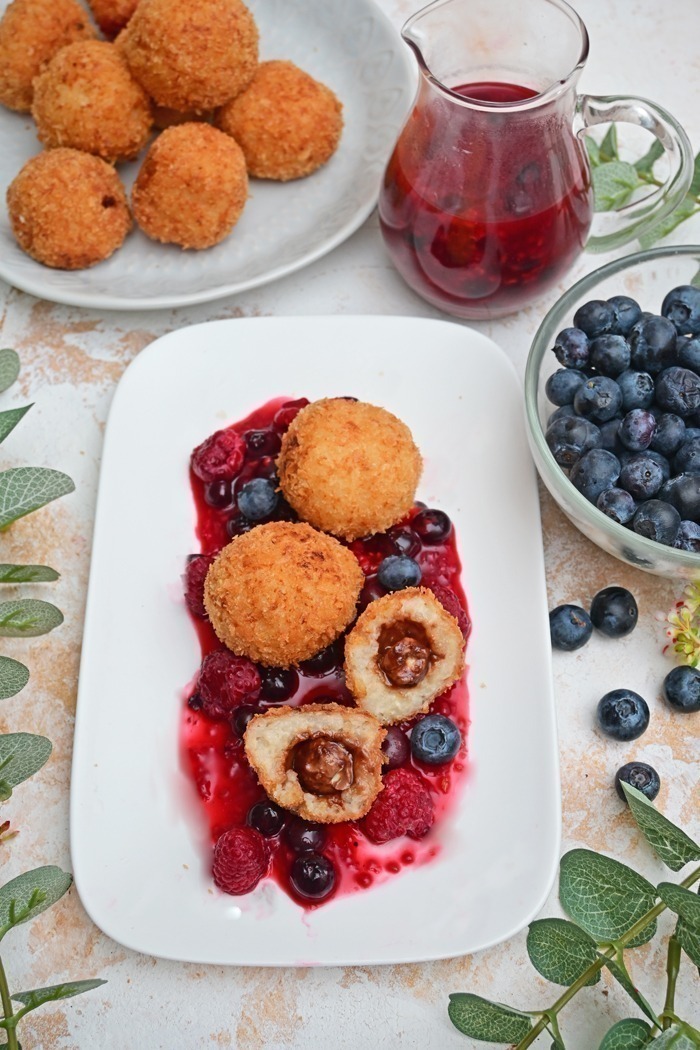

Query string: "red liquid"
[378, 80, 593, 319]
[180, 397, 471, 907]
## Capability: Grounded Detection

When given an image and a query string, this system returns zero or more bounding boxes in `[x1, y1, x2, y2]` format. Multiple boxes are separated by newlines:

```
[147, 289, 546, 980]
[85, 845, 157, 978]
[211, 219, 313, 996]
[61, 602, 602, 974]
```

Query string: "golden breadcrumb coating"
[204, 522, 364, 667]
[344, 587, 465, 725]
[7, 148, 131, 269]
[244, 703, 385, 823]
[278, 399, 422, 541]
[216, 60, 343, 181]
[85, 0, 139, 38]
[131, 123, 248, 249]
[32, 41, 153, 163]
[0, 0, 95, 113]
[122, 0, 258, 112]
[152, 104, 211, 130]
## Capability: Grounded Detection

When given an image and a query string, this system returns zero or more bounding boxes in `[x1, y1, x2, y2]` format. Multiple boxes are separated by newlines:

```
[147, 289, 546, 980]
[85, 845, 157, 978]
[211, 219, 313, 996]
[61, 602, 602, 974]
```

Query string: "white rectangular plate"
[70, 316, 560, 966]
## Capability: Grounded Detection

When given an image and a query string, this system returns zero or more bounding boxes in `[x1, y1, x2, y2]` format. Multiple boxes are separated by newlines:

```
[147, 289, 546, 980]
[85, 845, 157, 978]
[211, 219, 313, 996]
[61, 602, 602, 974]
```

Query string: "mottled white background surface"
[0, 0, 699, 1047]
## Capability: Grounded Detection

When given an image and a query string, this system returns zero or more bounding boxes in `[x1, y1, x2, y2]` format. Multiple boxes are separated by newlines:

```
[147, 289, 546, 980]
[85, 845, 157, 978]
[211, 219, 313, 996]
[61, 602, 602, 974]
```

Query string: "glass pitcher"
[378, 0, 693, 320]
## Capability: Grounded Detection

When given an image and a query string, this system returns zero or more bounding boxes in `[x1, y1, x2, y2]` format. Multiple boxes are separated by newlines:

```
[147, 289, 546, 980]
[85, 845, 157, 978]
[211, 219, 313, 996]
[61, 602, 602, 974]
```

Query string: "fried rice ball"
[7, 148, 131, 269]
[278, 399, 423, 541]
[0, 0, 95, 113]
[216, 60, 343, 181]
[122, 0, 258, 113]
[32, 41, 153, 163]
[131, 123, 248, 249]
[203, 521, 364, 667]
[85, 0, 139, 38]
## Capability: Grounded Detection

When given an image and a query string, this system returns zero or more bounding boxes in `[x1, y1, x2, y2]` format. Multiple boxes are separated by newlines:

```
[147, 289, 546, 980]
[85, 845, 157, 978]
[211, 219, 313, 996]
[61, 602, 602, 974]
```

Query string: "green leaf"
[600, 124, 619, 163]
[0, 351, 20, 395]
[598, 1018, 652, 1050]
[676, 919, 700, 967]
[657, 882, 700, 927]
[447, 994, 532, 1042]
[0, 867, 72, 938]
[0, 467, 75, 530]
[602, 955, 659, 1027]
[11, 979, 106, 1017]
[638, 195, 699, 250]
[634, 139, 664, 176]
[0, 406, 31, 446]
[559, 849, 657, 944]
[586, 136, 601, 168]
[526, 918, 600, 986]
[645, 1024, 700, 1049]
[593, 161, 641, 212]
[0, 600, 63, 637]
[690, 150, 700, 198]
[622, 784, 700, 871]
[0, 734, 51, 801]
[0, 657, 29, 700]
[0, 564, 59, 583]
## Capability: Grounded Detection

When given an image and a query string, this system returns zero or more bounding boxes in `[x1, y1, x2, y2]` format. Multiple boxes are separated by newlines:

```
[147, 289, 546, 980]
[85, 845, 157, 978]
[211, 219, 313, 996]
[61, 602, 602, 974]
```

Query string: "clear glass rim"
[524, 244, 700, 570]
[402, 0, 590, 112]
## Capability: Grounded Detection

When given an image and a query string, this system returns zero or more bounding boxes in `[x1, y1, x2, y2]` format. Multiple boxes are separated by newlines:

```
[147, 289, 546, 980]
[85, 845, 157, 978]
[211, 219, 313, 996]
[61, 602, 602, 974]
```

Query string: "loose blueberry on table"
[181, 396, 471, 906]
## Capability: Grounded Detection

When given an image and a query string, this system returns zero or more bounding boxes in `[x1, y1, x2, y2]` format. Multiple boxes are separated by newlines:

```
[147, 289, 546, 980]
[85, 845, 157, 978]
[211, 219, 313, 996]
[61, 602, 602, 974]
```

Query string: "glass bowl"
[524, 244, 700, 580]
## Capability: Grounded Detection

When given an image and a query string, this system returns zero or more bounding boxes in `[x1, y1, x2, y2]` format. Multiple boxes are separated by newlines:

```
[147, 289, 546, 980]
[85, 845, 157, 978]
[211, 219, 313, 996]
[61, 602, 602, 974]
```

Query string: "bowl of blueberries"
[525, 244, 700, 578]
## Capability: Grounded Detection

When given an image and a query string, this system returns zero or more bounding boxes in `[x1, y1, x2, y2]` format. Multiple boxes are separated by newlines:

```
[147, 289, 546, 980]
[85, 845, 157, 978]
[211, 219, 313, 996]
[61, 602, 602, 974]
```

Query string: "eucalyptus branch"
[661, 937, 682, 1030]
[0, 956, 18, 1050]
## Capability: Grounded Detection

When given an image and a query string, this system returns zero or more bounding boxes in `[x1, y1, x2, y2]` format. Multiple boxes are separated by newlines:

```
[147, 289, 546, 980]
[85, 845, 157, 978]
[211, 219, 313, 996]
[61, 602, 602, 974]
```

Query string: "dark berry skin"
[615, 762, 660, 802]
[630, 316, 678, 374]
[285, 818, 327, 853]
[608, 295, 642, 336]
[597, 418, 621, 452]
[660, 474, 700, 522]
[545, 368, 587, 406]
[204, 479, 235, 509]
[589, 334, 631, 377]
[244, 428, 282, 458]
[410, 714, 461, 764]
[237, 477, 279, 521]
[381, 726, 411, 769]
[677, 335, 700, 373]
[386, 525, 421, 558]
[377, 555, 422, 591]
[552, 327, 589, 369]
[413, 508, 452, 544]
[298, 640, 343, 677]
[618, 409, 656, 452]
[232, 704, 261, 738]
[674, 437, 700, 475]
[573, 299, 615, 339]
[570, 449, 620, 504]
[674, 520, 700, 552]
[632, 499, 681, 546]
[655, 367, 700, 418]
[663, 665, 700, 713]
[662, 285, 700, 336]
[642, 450, 671, 483]
[549, 404, 577, 424]
[597, 487, 636, 524]
[289, 853, 336, 900]
[650, 413, 685, 457]
[546, 416, 600, 467]
[617, 370, 655, 412]
[619, 454, 664, 500]
[573, 376, 623, 423]
[590, 586, 638, 637]
[597, 689, 650, 741]
[247, 800, 286, 837]
[260, 666, 299, 703]
[549, 604, 593, 651]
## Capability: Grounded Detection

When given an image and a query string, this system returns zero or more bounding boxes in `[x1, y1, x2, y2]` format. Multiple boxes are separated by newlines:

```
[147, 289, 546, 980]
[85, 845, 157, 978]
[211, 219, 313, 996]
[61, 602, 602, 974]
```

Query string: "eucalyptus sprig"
[448, 784, 700, 1048]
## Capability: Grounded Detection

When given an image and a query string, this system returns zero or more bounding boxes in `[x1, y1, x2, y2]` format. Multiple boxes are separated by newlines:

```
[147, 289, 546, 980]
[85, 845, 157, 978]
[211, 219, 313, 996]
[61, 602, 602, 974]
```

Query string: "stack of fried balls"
[0, 0, 344, 268]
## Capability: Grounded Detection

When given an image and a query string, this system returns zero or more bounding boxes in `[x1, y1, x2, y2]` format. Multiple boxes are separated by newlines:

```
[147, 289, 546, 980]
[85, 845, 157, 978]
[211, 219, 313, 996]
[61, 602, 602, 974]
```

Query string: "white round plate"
[0, 0, 413, 310]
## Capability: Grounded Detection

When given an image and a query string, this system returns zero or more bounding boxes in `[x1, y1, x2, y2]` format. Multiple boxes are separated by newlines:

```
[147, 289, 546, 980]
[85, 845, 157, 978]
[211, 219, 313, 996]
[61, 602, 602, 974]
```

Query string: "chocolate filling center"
[292, 737, 354, 795]
[377, 619, 433, 688]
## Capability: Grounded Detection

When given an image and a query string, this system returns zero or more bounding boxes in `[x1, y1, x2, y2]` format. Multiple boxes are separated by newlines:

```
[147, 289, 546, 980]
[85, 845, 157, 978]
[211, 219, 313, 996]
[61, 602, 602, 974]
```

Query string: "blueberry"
[660, 473, 700, 522]
[290, 853, 336, 900]
[381, 726, 411, 769]
[413, 508, 452, 544]
[548, 404, 577, 424]
[596, 689, 649, 740]
[298, 640, 343, 677]
[650, 413, 685, 456]
[570, 449, 620, 504]
[608, 295, 642, 335]
[597, 487, 636, 524]
[677, 335, 700, 374]
[617, 370, 655, 411]
[663, 665, 700, 713]
[237, 477, 279, 521]
[549, 604, 593, 650]
[546, 416, 601, 467]
[590, 586, 638, 638]
[386, 525, 421, 558]
[377, 554, 422, 591]
[598, 418, 621, 452]
[247, 800, 286, 836]
[285, 818, 327, 852]
[589, 334, 631, 377]
[618, 409, 656, 452]
[552, 327, 590, 369]
[642, 450, 671, 483]
[674, 436, 700, 475]
[231, 704, 261, 738]
[619, 454, 664, 500]
[573, 376, 623, 423]
[630, 316, 678, 374]
[410, 714, 461, 764]
[615, 762, 660, 801]
[683, 427, 700, 444]
[244, 428, 282, 458]
[655, 366, 700, 418]
[662, 284, 700, 336]
[632, 499, 681, 546]
[573, 299, 615, 339]
[674, 520, 700, 552]
[204, 479, 234, 509]
[545, 368, 587, 406]
[260, 666, 299, 703]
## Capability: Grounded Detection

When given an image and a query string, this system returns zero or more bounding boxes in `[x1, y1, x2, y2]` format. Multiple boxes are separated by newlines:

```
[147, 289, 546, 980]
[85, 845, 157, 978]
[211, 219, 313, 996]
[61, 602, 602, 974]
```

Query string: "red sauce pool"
[180, 397, 471, 906]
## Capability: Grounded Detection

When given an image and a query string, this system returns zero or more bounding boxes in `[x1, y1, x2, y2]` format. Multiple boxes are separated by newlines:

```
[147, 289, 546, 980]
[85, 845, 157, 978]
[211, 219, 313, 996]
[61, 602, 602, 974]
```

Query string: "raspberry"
[273, 398, 310, 431]
[183, 554, 214, 619]
[212, 826, 269, 895]
[198, 650, 261, 720]
[429, 584, 471, 640]
[191, 428, 245, 483]
[418, 549, 457, 588]
[362, 768, 434, 844]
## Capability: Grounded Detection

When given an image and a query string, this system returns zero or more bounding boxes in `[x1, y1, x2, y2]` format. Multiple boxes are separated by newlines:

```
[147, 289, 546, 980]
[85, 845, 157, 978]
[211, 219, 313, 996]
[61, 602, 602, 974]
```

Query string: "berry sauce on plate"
[181, 396, 471, 907]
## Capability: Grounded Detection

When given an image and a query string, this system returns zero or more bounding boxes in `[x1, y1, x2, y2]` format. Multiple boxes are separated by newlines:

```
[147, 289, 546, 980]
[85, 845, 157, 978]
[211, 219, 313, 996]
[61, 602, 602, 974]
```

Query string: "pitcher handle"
[576, 93, 694, 254]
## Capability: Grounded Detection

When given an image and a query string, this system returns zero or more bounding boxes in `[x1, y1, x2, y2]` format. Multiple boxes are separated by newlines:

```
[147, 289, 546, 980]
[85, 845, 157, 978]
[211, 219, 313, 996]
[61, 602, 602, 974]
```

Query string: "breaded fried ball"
[203, 522, 364, 667]
[0, 0, 95, 113]
[7, 148, 131, 269]
[32, 41, 153, 163]
[131, 123, 248, 249]
[85, 0, 139, 38]
[216, 60, 343, 181]
[122, 0, 258, 112]
[278, 399, 422, 541]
